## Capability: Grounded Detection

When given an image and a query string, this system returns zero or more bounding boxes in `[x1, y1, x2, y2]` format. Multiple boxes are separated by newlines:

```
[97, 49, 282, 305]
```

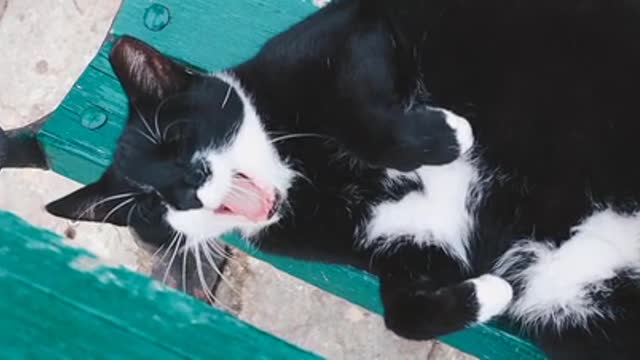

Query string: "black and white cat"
[43, 1, 640, 358]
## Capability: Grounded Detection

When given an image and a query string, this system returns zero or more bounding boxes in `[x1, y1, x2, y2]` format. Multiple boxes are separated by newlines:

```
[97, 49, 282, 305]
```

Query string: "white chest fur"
[362, 158, 482, 266]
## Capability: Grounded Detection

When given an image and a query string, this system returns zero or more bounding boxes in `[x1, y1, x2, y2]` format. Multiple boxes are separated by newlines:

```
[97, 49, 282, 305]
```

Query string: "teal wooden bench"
[1, 1, 548, 358]
[0, 211, 318, 359]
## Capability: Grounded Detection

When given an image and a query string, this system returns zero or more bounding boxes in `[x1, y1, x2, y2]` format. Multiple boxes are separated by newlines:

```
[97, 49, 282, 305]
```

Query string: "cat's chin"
[237, 214, 282, 239]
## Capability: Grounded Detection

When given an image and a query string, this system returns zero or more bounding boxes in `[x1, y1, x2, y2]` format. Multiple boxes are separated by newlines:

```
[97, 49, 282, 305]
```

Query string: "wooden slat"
[0, 211, 321, 360]
[38, 1, 548, 358]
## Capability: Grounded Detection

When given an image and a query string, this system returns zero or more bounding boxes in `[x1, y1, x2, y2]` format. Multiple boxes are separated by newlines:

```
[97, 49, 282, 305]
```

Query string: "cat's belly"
[360, 157, 485, 267]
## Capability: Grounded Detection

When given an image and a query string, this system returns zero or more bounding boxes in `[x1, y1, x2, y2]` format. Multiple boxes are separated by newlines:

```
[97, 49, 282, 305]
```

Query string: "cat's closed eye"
[157, 120, 188, 161]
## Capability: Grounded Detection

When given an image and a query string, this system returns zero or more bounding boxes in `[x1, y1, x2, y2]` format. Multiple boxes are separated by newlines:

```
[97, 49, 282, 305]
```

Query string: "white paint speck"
[313, 0, 331, 8]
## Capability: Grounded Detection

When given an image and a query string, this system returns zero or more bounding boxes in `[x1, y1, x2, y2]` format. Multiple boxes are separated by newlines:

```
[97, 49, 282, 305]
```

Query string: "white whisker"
[76, 192, 138, 221]
[290, 169, 315, 188]
[150, 242, 168, 260]
[181, 238, 188, 293]
[133, 103, 160, 142]
[102, 198, 136, 224]
[153, 95, 177, 141]
[270, 133, 331, 144]
[194, 246, 228, 309]
[200, 242, 240, 296]
[162, 119, 187, 141]
[221, 84, 233, 109]
[266, 130, 288, 137]
[155, 232, 177, 263]
[153, 110, 162, 142]
[135, 128, 159, 145]
[162, 232, 181, 285]
[126, 203, 138, 227]
[207, 240, 237, 263]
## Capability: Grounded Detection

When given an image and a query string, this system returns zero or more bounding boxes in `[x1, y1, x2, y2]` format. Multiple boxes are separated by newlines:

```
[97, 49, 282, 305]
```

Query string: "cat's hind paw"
[470, 274, 514, 323]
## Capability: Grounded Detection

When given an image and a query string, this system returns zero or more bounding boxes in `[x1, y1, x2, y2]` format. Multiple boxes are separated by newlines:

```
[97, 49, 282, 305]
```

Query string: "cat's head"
[47, 37, 294, 248]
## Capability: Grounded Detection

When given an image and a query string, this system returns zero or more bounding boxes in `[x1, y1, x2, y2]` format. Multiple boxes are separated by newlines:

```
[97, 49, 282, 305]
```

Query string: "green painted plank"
[37, 0, 548, 358]
[0, 211, 321, 360]
[110, 0, 319, 72]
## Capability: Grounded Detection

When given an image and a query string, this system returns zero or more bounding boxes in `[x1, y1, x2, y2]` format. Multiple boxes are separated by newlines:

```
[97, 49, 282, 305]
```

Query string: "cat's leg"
[495, 209, 640, 359]
[333, 27, 473, 172]
[373, 245, 512, 340]
[0, 113, 50, 170]
[380, 273, 512, 340]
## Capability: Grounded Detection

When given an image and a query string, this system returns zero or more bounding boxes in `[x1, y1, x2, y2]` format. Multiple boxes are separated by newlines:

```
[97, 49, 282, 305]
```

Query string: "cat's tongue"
[218, 177, 275, 222]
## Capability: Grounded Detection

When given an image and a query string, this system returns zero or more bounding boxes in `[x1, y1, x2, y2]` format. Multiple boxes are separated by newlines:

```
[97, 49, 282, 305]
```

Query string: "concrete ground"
[0, 1, 472, 359]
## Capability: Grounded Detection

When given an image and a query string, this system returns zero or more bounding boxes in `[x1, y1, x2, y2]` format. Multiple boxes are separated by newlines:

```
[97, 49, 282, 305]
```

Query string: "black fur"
[45, 1, 640, 358]
[0, 114, 49, 170]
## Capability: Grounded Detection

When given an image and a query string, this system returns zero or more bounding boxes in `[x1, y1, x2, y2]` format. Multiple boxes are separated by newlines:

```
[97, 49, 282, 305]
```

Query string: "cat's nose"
[175, 188, 203, 210]
[162, 186, 203, 211]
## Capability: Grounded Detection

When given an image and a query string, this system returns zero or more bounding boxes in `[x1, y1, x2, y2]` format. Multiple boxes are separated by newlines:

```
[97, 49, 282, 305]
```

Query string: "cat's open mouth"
[214, 172, 282, 222]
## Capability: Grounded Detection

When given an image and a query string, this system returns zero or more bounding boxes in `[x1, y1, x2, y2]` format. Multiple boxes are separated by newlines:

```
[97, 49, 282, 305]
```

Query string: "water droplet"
[80, 108, 108, 130]
[144, 4, 171, 32]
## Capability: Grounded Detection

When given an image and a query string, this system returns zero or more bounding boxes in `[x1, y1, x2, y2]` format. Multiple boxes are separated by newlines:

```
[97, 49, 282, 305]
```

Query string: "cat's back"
[412, 0, 640, 184]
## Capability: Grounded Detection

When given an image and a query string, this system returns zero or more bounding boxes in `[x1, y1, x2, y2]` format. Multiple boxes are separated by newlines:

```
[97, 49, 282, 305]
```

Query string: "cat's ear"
[110, 36, 196, 102]
[46, 170, 137, 227]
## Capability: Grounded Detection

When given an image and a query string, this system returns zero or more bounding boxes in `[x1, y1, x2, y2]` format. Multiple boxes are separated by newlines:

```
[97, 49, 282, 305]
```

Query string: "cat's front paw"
[380, 108, 474, 172]
[469, 274, 513, 323]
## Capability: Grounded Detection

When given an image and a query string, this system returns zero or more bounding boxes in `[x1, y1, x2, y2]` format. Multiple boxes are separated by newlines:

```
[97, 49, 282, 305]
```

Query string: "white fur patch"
[442, 110, 474, 155]
[470, 275, 514, 323]
[495, 209, 640, 330]
[165, 73, 294, 245]
[363, 157, 482, 266]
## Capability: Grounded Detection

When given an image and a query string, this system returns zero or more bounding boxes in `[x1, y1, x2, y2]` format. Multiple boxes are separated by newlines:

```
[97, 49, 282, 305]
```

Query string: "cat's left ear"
[110, 36, 198, 103]
[46, 170, 138, 227]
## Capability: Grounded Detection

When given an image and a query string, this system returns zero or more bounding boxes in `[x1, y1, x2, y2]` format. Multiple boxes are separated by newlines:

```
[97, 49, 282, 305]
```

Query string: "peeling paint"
[96, 271, 125, 287]
[69, 255, 105, 272]
[26, 240, 62, 253]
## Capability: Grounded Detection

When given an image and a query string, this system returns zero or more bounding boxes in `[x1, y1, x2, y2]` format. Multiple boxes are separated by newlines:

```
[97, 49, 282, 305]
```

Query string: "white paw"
[470, 274, 513, 323]
[442, 110, 474, 155]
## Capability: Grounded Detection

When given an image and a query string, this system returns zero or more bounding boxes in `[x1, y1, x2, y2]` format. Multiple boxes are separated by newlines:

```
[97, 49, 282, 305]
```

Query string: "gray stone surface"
[0, 1, 473, 359]
[0, 0, 143, 270]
